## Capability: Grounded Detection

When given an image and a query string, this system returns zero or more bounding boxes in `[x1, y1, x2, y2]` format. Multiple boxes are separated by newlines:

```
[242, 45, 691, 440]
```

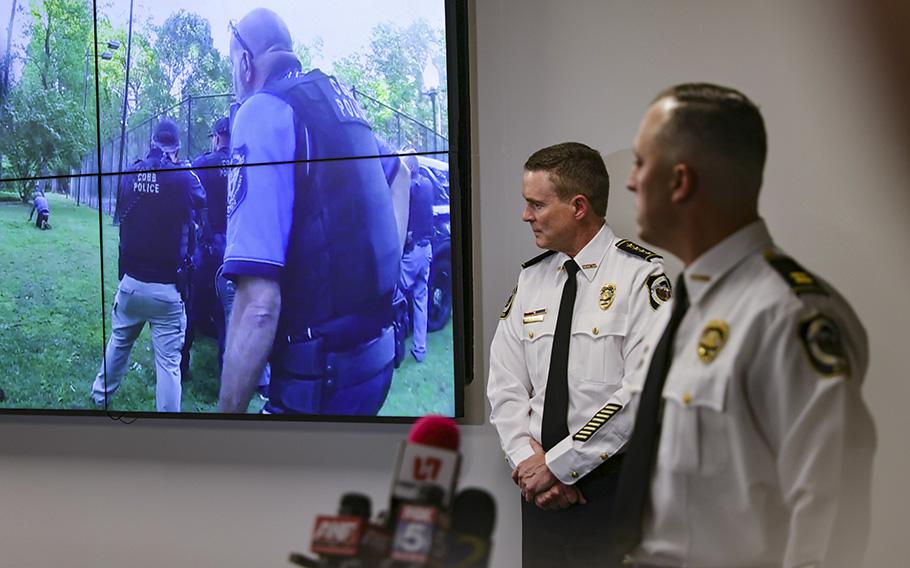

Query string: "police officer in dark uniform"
[398, 154, 435, 363]
[91, 118, 204, 412]
[218, 9, 402, 415]
[181, 117, 231, 380]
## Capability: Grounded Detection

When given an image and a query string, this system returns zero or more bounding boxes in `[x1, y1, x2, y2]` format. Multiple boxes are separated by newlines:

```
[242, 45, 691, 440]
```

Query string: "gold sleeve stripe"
[572, 403, 623, 442]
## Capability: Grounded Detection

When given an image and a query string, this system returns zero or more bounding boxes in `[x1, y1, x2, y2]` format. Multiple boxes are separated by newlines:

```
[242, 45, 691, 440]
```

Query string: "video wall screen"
[0, 0, 469, 420]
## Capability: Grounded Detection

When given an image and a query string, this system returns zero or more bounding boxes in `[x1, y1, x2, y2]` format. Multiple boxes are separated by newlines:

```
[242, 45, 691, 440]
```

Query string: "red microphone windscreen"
[407, 415, 460, 451]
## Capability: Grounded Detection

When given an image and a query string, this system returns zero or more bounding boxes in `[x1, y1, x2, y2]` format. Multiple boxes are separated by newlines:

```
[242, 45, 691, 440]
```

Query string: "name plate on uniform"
[522, 308, 547, 324]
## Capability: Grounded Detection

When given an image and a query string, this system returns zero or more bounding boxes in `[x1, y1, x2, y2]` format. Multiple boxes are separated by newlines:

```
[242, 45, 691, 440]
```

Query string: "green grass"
[380, 322, 455, 417]
[0, 194, 454, 416]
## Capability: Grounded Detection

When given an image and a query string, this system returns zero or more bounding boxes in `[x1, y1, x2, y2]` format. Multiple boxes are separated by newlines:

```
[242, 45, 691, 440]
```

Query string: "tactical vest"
[192, 147, 230, 235]
[263, 69, 400, 352]
[119, 150, 193, 284]
[408, 174, 435, 243]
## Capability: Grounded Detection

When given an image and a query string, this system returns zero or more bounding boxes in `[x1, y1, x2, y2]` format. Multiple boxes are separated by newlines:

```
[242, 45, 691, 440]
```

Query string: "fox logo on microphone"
[310, 515, 364, 556]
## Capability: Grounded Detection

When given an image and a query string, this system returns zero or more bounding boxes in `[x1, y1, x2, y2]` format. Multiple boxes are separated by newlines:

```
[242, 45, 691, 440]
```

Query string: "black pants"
[521, 456, 624, 568]
[35, 212, 49, 229]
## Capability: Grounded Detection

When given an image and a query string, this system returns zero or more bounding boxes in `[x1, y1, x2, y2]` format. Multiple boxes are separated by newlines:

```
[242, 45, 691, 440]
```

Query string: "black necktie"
[541, 259, 582, 451]
[612, 275, 689, 555]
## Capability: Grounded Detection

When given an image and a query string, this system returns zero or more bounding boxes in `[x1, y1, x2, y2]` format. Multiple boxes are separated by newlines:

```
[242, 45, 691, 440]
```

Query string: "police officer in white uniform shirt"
[611, 83, 876, 568]
[487, 142, 670, 567]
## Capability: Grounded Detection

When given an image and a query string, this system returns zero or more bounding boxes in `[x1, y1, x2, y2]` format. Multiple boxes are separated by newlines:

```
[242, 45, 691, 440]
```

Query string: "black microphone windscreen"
[339, 492, 372, 520]
[451, 488, 496, 537]
[416, 484, 446, 508]
[288, 552, 323, 567]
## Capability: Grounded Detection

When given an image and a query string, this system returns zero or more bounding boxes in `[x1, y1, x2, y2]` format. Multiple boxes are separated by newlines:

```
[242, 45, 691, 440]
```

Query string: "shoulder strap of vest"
[615, 239, 662, 261]
[262, 68, 323, 98]
[521, 250, 557, 269]
[764, 251, 828, 296]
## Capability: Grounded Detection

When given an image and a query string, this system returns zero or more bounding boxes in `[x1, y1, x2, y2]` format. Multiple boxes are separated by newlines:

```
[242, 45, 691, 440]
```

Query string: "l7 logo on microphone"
[392, 442, 461, 507]
[413, 456, 443, 481]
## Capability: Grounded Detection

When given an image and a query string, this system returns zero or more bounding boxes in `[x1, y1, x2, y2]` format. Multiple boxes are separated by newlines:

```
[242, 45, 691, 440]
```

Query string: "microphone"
[390, 484, 448, 567]
[440, 488, 496, 568]
[357, 511, 393, 567]
[288, 552, 325, 567]
[390, 415, 461, 521]
[307, 493, 372, 567]
[340, 493, 372, 520]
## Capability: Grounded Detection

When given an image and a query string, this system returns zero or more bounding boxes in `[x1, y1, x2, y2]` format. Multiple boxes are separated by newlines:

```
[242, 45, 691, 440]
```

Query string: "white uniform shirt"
[629, 220, 875, 568]
[487, 224, 670, 483]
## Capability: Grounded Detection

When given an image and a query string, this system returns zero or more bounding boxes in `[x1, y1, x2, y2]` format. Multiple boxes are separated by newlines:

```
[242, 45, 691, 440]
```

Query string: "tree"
[151, 11, 232, 158]
[332, 19, 447, 151]
[295, 36, 323, 73]
[0, 0, 94, 199]
[1, 86, 86, 200]
[1, 0, 19, 108]
[89, 9, 233, 165]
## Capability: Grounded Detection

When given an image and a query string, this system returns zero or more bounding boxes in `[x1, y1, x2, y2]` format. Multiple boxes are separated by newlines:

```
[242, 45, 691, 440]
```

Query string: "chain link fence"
[70, 93, 233, 214]
[70, 88, 447, 215]
[352, 87, 449, 154]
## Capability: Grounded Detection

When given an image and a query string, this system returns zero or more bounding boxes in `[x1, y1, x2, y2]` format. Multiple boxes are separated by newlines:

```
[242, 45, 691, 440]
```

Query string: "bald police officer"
[91, 118, 204, 412]
[218, 9, 403, 415]
[612, 83, 876, 568]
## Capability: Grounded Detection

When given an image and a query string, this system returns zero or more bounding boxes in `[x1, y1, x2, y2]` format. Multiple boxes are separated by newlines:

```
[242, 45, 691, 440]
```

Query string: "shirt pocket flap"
[570, 312, 628, 386]
[519, 311, 556, 343]
[571, 312, 627, 339]
[662, 365, 730, 413]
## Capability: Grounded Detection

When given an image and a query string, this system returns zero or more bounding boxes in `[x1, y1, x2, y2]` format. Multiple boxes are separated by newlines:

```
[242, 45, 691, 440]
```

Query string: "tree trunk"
[1, 0, 16, 102]
[41, 9, 51, 91]
[0, 0, 18, 172]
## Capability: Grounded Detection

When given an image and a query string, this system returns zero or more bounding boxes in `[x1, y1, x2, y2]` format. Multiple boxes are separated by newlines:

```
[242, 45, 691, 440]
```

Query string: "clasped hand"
[513, 438, 586, 510]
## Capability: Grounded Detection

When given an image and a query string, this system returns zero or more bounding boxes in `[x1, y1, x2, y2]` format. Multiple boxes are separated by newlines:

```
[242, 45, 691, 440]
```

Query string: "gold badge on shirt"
[599, 284, 617, 311]
[697, 320, 730, 364]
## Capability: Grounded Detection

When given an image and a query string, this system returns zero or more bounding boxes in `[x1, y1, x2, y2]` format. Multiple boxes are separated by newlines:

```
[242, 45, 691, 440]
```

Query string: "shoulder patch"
[645, 273, 672, 310]
[226, 144, 248, 218]
[573, 403, 623, 442]
[521, 250, 557, 269]
[616, 239, 662, 261]
[500, 285, 517, 319]
[798, 314, 849, 378]
[764, 252, 828, 296]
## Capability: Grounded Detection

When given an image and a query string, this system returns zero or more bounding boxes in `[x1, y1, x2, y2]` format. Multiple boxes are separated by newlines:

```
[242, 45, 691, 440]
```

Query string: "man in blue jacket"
[28, 188, 51, 229]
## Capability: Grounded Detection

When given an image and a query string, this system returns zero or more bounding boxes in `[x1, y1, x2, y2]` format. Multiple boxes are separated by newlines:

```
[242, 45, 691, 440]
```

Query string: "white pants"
[92, 275, 186, 412]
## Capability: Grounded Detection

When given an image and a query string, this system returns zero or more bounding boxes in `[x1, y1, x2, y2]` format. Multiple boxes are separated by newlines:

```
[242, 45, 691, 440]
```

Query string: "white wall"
[1, 1, 908, 567]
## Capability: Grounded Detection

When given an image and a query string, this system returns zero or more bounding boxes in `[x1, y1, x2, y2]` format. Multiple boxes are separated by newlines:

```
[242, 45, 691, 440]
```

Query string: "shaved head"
[230, 9, 299, 102]
[234, 8, 294, 57]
